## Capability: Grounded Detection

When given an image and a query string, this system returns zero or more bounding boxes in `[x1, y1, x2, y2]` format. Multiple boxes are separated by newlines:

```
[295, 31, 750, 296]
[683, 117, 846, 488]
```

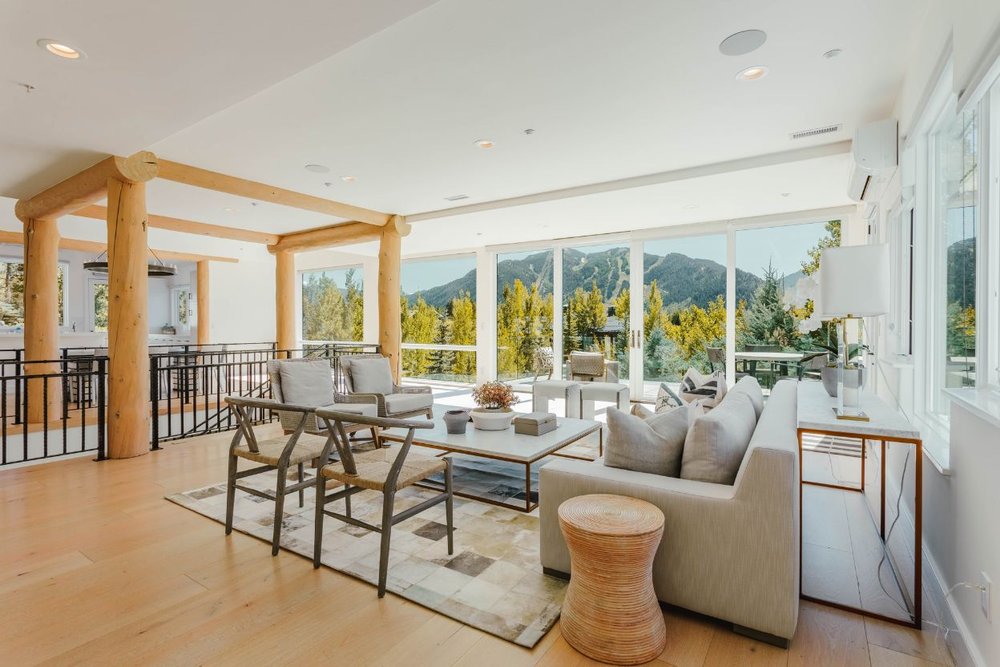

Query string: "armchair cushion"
[277, 360, 334, 407]
[348, 357, 394, 395]
[384, 392, 433, 415]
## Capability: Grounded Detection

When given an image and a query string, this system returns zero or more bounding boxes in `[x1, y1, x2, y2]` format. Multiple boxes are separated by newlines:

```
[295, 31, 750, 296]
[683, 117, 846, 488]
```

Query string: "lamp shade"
[819, 244, 890, 317]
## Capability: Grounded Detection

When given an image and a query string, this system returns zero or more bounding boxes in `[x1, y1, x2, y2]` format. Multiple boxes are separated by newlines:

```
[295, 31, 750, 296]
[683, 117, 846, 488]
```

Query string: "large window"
[301, 267, 364, 342]
[496, 249, 554, 384]
[0, 258, 68, 328]
[400, 255, 477, 383]
[91, 280, 108, 332]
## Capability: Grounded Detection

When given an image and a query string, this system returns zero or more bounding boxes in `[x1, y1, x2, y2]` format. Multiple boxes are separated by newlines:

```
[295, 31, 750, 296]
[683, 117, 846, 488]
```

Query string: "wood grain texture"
[105, 178, 150, 459]
[74, 204, 279, 245]
[0, 230, 239, 264]
[275, 250, 296, 353]
[267, 220, 382, 253]
[197, 260, 210, 345]
[379, 222, 402, 382]
[22, 217, 61, 422]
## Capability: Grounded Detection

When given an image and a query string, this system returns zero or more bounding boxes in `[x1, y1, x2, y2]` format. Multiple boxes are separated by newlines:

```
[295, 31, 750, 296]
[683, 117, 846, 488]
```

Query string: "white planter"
[470, 408, 514, 431]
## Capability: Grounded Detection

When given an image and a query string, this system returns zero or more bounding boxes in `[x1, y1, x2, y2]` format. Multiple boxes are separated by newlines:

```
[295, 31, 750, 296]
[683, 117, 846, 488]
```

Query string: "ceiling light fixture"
[475, 139, 495, 149]
[718, 30, 767, 56]
[444, 194, 469, 202]
[340, 175, 356, 183]
[304, 163, 330, 173]
[736, 66, 768, 81]
[37, 39, 85, 59]
[823, 48, 843, 59]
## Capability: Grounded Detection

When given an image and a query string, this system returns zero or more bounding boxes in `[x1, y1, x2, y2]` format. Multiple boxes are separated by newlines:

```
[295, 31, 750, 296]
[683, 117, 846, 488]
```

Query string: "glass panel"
[400, 255, 477, 384]
[0, 260, 66, 328]
[641, 235, 726, 398]
[300, 266, 364, 342]
[935, 108, 978, 391]
[734, 220, 841, 389]
[92, 283, 109, 332]
[561, 243, 629, 382]
[496, 249, 554, 386]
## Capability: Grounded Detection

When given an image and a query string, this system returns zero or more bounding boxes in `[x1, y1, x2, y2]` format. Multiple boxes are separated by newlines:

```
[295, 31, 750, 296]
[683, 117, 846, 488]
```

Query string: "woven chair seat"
[233, 434, 328, 466]
[319, 447, 447, 491]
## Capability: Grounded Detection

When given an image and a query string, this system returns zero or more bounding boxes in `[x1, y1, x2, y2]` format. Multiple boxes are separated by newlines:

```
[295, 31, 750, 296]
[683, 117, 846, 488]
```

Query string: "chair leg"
[313, 476, 326, 568]
[272, 466, 287, 556]
[371, 427, 382, 448]
[225, 454, 237, 535]
[445, 459, 454, 556]
[297, 462, 305, 508]
[345, 484, 352, 518]
[377, 488, 395, 598]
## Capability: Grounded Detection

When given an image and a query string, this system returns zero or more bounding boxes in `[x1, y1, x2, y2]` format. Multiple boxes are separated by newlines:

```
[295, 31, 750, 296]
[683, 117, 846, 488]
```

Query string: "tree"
[644, 280, 665, 337]
[612, 288, 630, 376]
[564, 282, 607, 357]
[344, 268, 364, 342]
[801, 220, 842, 276]
[742, 264, 798, 348]
[401, 296, 439, 376]
[449, 291, 477, 379]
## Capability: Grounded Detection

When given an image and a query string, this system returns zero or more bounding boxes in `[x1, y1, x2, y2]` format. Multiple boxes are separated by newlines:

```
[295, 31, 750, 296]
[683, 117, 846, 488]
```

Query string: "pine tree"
[449, 291, 476, 379]
[644, 281, 665, 337]
[743, 264, 797, 348]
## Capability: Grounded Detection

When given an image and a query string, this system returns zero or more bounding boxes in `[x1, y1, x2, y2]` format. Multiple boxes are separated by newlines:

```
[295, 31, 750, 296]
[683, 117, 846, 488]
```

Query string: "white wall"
[206, 259, 276, 344]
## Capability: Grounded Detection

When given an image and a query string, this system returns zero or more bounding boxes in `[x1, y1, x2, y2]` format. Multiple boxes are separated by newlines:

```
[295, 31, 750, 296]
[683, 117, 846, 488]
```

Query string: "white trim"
[401, 342, 476, 352]
[725, 227, 736, 383]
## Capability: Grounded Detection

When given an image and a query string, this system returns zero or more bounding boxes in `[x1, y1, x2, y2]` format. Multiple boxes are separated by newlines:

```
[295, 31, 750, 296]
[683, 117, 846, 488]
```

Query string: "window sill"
[945, 387, 1000, 431]
[904, 410, 952, 476]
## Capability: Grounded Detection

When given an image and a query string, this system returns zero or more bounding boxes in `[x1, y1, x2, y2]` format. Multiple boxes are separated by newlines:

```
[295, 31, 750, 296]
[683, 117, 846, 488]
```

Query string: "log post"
[106, 179, 150, 459]
[23, 217, 62, 423]
[196, 260, 210, 345]
[275, 250, 296, 354]
[378, 218, 403, 383]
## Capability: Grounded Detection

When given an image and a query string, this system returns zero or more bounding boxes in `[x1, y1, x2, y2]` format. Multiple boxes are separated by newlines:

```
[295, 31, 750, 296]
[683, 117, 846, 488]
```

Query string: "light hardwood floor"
[0, 427, 955, 666]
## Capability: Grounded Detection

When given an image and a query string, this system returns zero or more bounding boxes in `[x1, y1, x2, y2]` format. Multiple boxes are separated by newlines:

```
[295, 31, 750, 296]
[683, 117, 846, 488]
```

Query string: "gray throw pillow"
[655, 382, 683, 412]
[277, 360, 334, 407]
[729, 376, 764, 420]
[604, 406, 688, 477]
[680, 392, 756, 485]
[349, 357, 394, 395]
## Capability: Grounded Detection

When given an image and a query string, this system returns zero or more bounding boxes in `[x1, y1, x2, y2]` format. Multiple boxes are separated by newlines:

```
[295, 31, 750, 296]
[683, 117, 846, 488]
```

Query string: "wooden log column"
[196, 260, 210, 345]
[106, 179, 150, 459]
[23, 217, 62, 423]
[378, 217, 406, 383]
[275, 250, 296, 354]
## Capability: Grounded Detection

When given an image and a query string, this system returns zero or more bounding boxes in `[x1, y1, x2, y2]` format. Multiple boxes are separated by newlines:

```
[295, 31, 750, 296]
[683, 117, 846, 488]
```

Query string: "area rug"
[166, 472, 566, 648]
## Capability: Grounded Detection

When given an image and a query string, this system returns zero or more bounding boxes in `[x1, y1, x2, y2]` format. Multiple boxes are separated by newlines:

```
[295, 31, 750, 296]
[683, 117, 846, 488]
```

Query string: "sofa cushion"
[277, 360, 334, 407]
[655, 382, 684, 412]
[729, 375, 764, 420]
[604, 406, 688, 477]
[680, 368, 727, 408]
[680, 392, 756, 484]
[349, 357, 394, 395]
[384, 392, 432, 415]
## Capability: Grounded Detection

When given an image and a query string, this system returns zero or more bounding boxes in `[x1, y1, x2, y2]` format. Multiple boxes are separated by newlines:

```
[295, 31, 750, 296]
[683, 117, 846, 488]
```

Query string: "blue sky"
[402, 255, 477, 293]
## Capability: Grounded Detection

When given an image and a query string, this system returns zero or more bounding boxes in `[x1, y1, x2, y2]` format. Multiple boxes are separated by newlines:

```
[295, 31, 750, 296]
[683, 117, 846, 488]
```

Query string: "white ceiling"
[3, 0, 930, 248]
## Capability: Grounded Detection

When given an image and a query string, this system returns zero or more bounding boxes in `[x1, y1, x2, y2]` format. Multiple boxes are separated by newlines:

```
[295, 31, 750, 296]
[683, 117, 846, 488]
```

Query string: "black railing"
[0, 357, 107, 466]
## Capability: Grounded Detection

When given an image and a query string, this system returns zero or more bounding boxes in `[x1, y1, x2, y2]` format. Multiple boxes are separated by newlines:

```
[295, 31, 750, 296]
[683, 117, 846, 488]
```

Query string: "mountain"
[408, 248, 765, 311]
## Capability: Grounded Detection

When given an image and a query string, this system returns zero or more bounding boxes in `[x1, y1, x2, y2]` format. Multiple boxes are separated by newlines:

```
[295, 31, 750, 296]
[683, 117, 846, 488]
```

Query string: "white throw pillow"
[680, 392, 756, 485]
[277, 360, 334, 407]
[679, 368, 727, 409]
[655, 382, 684, 412]
[349, 357, 395, 395]
[604, 406, 689, 477]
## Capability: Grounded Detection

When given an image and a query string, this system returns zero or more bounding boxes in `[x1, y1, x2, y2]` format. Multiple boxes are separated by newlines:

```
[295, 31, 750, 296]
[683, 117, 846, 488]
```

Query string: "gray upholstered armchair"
[568, 351, 620, 383]
[338, 354, 433, 419]
[267, 358, 377, 436]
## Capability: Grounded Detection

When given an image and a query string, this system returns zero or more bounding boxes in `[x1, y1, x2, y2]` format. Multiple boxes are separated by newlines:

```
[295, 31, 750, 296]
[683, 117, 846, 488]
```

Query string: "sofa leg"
[732, 624, 790, 649]
[542, 566, 570, 581]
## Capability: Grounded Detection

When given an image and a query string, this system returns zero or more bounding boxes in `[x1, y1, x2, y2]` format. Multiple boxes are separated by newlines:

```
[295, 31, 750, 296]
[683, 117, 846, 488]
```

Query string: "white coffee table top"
[796, 380, 920, 441]
[380, 404, 602, 463]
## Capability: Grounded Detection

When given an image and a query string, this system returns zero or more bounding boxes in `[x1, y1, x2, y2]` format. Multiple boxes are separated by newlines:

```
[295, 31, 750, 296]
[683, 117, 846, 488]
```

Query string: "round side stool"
[558, 493, 665, 665]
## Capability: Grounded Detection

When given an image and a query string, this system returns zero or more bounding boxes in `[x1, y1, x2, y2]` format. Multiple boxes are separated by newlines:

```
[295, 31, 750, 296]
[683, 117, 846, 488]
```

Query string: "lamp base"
[832, 407, 870, 422]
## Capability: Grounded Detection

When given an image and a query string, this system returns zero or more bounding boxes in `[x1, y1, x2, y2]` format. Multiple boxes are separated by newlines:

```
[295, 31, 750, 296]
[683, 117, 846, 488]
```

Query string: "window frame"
[87, 277, 109, 333]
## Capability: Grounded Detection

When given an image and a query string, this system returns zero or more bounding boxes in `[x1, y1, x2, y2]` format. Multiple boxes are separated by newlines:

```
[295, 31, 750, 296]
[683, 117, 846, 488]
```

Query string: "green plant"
[472, 381, 517, 410]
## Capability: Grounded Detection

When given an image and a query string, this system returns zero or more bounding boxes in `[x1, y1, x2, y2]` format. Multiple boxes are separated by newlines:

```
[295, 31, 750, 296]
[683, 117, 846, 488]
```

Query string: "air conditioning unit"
[847, 119, 898, 202]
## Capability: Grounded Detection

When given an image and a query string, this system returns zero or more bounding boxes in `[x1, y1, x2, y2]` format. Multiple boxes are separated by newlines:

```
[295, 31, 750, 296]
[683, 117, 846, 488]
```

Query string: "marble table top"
[796, 380, 921, 441]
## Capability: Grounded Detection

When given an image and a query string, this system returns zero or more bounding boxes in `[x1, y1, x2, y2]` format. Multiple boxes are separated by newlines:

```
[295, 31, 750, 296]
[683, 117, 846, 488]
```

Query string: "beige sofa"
[539, 379, 800, 645]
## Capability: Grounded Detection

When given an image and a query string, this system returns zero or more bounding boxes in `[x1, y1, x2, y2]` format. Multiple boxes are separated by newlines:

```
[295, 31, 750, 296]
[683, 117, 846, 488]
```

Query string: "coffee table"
[379, 404, 602, 512]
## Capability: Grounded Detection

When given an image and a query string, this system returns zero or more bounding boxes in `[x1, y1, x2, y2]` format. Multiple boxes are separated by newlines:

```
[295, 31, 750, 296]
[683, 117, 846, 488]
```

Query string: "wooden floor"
[0, 427, 955, 667]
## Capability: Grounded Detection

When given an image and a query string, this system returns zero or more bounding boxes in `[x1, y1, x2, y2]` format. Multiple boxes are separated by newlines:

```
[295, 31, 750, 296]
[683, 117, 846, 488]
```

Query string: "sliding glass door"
[496, 249, 554, 387]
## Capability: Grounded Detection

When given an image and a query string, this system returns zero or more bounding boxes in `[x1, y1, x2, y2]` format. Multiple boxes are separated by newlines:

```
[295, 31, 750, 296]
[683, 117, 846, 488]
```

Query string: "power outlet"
[982, 572, 992, 622]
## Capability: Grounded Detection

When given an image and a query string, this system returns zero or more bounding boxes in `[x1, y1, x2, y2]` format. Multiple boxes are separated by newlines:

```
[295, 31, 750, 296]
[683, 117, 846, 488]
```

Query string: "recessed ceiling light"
[736, 66, 768, 81]
[823, 48, 843, 59]
[304, 164, 330, 173]
[780, 192, 791, 198]
[523, 129, 535, 135]
[719, 30, 767, 56]
[37, 39, 85, 60]
[340, 175, 356, 183]
[475, 139, 495, 149]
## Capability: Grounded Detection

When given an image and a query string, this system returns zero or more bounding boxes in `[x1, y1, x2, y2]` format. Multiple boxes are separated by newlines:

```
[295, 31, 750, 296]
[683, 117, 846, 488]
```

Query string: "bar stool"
[532, 380, 582, 418]
[579, 382, 629, 419]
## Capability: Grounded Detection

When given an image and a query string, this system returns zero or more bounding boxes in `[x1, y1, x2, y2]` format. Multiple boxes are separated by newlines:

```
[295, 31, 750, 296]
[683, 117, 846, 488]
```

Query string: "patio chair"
[744, 344, 782, 388]
[224, 396, 327, 556]
[338, 355, 433, 419]
[706, 346, 747, 380]
[312, 409, 453, 598]
[532, 346, 554, 381]
[568, 351, 620, 383]
[796, 351, 829, 381]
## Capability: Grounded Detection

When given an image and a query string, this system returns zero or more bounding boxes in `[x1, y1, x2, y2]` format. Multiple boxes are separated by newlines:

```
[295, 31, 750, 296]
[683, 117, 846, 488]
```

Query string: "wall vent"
[790, 124, 842, 140]
[444, 194, 469, 201]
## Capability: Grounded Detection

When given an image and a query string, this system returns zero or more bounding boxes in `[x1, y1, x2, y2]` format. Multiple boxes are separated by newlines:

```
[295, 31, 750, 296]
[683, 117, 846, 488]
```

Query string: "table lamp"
[819, 244, 890, 420]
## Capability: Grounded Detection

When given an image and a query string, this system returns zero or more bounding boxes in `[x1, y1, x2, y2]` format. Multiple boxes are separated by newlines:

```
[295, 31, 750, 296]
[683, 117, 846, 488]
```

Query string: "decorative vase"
[443, 409, 470, 435]
[470, 408, 515, 431]
[820, 366, 866, 397]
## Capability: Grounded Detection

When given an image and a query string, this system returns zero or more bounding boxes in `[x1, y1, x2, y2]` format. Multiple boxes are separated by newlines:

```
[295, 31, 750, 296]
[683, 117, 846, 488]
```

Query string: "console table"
[796, 380, 922, 628]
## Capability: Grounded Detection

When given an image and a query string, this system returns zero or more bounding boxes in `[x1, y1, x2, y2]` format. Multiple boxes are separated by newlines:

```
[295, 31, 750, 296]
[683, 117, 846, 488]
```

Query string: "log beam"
[378, 217, 403, 383]
[275, 251, 296, 353]
[197, 261, 210, 345]
[73, 205, 279, 245]
[23, 218, 62, 423]
[267, 221, 382, 254]
[105, 179, 150, 459]
[0, 231, 238, 264]
[14, 152, 158, 222]
[157, 159, 390, 227]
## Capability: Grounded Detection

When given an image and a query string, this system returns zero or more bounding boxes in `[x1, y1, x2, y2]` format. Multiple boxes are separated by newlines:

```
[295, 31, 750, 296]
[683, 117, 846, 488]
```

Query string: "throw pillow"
[729, 375, 764, 420]
[680, 391, 756, 484]
[630, 403, 655, 419]
[655, 382, 684, 412]
[348, 357, 395, 395]
[277, 360, 335, 407]
[604, 406, 688, 477]
[679, 368, 727, 409]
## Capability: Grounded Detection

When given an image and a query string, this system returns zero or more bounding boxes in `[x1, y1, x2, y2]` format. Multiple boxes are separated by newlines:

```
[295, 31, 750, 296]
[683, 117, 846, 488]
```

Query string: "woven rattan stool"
[558, 494, 666, 665]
